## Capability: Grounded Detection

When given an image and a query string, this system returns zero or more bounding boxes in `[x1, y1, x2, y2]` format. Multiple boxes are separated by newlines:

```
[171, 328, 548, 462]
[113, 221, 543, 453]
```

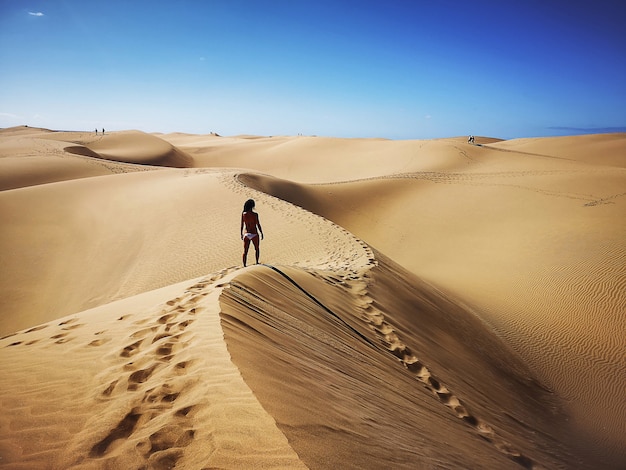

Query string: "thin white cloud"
[28, 12, 44, 17]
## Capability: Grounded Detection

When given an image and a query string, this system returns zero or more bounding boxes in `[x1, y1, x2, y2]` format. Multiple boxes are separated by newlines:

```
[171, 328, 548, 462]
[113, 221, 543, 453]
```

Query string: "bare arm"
[240, 213, 244, 239]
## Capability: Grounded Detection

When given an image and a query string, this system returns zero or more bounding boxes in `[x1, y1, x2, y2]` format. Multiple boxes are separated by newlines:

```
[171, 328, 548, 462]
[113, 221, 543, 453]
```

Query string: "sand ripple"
[483, 241, 626, 466]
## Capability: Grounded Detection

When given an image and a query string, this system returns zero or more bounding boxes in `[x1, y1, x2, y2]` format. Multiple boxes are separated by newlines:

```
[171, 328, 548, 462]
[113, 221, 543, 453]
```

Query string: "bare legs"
[242, 236, 260, 267]
[253, 236, 260, 264]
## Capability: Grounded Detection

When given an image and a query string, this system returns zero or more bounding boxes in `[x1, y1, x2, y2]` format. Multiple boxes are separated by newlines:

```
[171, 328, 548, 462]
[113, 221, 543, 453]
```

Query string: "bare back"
[242, 211, 259, 234]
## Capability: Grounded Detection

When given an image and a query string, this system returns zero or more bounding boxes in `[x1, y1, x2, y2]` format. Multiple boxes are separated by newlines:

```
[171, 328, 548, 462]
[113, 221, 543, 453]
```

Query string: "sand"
[0, 126, 624, 469]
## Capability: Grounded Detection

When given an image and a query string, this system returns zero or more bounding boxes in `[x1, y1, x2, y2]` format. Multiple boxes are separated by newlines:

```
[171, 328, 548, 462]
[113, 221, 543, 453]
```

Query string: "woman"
[240, 199, 264, 267]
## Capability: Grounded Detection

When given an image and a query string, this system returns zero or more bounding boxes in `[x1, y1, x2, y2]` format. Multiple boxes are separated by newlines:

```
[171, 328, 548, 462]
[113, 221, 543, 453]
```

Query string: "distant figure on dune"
[102, 128, 105, 134]
[241, 199, 264, 267]
[468, 135, 475, 144]
[95, 128, 98, 135]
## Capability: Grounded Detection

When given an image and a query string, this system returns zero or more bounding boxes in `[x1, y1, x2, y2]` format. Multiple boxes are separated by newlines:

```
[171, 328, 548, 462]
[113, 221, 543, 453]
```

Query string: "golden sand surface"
[1, 126, 624, 469]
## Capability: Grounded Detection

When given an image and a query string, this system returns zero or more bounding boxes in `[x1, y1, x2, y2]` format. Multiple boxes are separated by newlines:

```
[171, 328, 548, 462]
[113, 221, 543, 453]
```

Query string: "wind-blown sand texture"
[1, 126, 624, 469]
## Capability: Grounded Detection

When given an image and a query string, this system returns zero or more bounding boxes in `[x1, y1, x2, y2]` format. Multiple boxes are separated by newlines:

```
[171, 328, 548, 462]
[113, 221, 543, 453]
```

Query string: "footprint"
[131, 326, 158, 339]
[147, 426, 195, 453]
[175, 405, 197, 418]
[50, 332, 72, 344]
[102, 379, 119, 397]
[187, 281, 210, 291]
[128, 364, 159, 389]
[156, 342, 179, 358]
[166, 298, 181, 306]
[142, 383, 181, 406]
[161, 391, 180, 403]
[25, 325, 48, 333]
[121, 339, 144, 357]
[147, 448, 184, 470]
[174, 360, 194, 375]
[158, 313, 177, 325]
[508, 453, 534, 469]
[89, 409, 141, 456]
[152, 333, 171, 344]
[176, 319, 194, 331]
[476, 421, 496, 439]
[347, 276, 537, 469]
[426, 376, 442, 390]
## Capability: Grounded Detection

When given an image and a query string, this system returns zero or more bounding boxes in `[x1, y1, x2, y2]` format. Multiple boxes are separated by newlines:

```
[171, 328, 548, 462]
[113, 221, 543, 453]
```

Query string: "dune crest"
[0, 269, 307, 469]
[1, 130, 624, 469]
[64, 130, 194, 168]
[237, 136, 626, 468]
[219, 260, 584, 469]
[488, 133, 626, 168]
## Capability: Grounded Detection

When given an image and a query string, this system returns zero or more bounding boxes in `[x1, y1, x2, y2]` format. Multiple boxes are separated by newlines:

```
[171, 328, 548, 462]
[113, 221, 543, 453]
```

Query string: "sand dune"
[488, 133, 626, 168]
[239, 137, 626, 467]
[1, 128, 624, 469]
[62, 130, 194, 168]
[163, 134, 507, 183]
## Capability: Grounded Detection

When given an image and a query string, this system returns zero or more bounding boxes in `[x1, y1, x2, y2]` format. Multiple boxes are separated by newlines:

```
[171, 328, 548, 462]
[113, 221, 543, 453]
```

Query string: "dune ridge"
[1, 268, 308, 469]
[219, 261, 581, 469]
[488, 133, 626, 168]
[63, 130, 193, 168]
[236, 136, 626, 468]
[1, 128, 624, 469]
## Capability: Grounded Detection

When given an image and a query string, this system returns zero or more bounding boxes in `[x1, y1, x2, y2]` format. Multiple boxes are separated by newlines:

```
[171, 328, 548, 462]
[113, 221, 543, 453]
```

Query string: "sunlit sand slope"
[0, 127, 194, 192]
[488, 133, 626, 167]
[0, 271, 306, 469]
[238, 135, 626, 468]
[0, 227, 590, 469]
[0, 165, 370, 335]
[61, 130, 194, 168]
[0, 129, 624, 469]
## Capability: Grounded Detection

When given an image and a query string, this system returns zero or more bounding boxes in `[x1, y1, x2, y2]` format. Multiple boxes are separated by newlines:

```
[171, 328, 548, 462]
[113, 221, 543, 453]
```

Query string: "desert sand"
[0, 126, 624, 469]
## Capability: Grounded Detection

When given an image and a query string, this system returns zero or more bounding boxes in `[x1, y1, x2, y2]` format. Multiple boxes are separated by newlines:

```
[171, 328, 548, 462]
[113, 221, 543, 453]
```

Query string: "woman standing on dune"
[241, 199, 264, 267]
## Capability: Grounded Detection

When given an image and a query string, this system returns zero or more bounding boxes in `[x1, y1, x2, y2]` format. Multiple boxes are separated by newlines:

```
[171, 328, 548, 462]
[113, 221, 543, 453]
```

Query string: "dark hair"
[243, 199, 255, 212]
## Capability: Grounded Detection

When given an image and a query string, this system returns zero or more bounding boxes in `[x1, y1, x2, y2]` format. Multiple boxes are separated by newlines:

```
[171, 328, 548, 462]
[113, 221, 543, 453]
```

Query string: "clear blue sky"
[1, 0, 625, 139]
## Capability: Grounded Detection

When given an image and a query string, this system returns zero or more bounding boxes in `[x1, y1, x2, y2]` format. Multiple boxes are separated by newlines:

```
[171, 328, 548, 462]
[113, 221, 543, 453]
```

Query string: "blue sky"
[1, 0, 625, 139]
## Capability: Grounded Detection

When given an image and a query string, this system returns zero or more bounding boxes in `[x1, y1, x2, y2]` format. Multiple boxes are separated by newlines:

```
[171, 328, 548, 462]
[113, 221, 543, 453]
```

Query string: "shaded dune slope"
[1, 130, 624, 469]
[164, 134, 518, 183]
[0, 127, 193, 191]
[220, 260, 589, 469]
[0, 128, 119, 190]
[0, 224, 591, 469]
[63, 130, 193, 168]
[0, 165, 378, 468]
[238, 139, 626, 468]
